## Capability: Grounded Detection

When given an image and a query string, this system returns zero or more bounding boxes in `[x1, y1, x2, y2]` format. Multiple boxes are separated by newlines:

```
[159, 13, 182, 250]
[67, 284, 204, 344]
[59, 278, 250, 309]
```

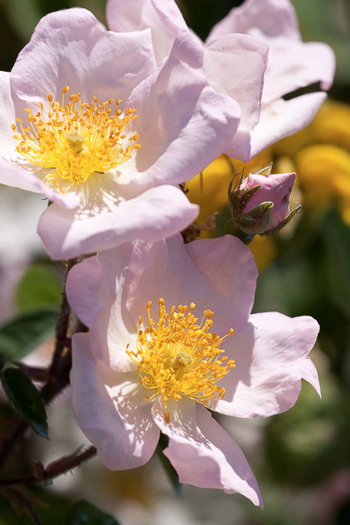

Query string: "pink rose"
[66, 234, 320, 506]
[0, 8, 240, 259]
[107, 0, 335, 161]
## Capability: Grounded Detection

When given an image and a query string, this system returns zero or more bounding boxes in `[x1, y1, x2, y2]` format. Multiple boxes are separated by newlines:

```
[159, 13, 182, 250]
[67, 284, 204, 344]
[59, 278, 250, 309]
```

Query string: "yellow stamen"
[12, 86, 141, 192]
[127, 299, 235, 423]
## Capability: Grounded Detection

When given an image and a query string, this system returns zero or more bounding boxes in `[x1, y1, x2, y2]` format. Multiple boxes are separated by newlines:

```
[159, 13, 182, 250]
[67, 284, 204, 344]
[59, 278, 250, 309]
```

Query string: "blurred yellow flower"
[186, 150, 276, 270]
[272, 99, 350, 224]
[186, 151, 272, 224]
[186, 98, 350, 270]
[295, 145, 350, 215]
[274, 100, 350, 157]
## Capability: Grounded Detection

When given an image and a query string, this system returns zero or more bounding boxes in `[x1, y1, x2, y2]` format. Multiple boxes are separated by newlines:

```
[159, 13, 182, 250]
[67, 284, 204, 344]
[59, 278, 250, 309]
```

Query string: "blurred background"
[0, 0, 350, 524]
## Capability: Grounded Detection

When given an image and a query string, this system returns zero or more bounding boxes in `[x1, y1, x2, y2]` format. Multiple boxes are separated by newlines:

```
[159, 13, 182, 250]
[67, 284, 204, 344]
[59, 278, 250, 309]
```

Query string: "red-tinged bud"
[228, 165, 300, 239]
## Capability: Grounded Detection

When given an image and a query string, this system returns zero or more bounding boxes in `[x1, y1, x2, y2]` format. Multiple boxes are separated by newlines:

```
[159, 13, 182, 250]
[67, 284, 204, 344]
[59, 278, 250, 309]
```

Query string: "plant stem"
[0, 446, 97, 487]
[0, 259, 81, 472]
[0, 419, 28, 472]
[49, 259, 76, 378]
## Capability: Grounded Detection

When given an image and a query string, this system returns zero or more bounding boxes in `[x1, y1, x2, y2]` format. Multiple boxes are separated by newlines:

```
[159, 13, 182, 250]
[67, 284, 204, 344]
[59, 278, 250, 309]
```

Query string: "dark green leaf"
[66, 500, 121, 525]
[0, 308, 58, 362]
[1, 367, 48, 439]
[16, 262, 63, 314]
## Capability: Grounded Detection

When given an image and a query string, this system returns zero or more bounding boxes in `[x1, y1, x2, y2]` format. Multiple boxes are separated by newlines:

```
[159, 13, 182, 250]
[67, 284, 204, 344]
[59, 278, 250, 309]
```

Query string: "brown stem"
[0, 446, 97, 487]
[0, 419, 28, 472]
[49, 259, 77, 378]
[0, 259, 81, 473]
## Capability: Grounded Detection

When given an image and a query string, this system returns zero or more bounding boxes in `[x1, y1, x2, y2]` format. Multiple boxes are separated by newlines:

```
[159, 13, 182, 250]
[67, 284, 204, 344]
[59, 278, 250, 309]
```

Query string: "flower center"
[12, 86, 141, 192]
[127, 298, 235, 423]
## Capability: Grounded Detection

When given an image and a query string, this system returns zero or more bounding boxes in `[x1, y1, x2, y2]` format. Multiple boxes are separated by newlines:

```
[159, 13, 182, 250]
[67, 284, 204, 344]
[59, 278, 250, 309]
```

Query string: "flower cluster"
[0, 0, 335, 511]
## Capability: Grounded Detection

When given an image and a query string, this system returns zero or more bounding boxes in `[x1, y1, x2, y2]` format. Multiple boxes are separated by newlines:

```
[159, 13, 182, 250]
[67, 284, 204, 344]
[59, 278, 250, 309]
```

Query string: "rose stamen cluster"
[127, 298, 235, 423]
[12, 86, 140, 191]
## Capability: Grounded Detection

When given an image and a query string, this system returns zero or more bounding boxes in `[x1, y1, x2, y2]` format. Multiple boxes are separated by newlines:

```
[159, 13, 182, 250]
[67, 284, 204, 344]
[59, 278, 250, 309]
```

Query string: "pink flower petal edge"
[210, 312, 320, 418]
[68, 234, 320, 505]
[71, 332, 160, 470]
[38, 186, 199, 260]
[106, 0, 335, 161]
[152, 397, 263, 506]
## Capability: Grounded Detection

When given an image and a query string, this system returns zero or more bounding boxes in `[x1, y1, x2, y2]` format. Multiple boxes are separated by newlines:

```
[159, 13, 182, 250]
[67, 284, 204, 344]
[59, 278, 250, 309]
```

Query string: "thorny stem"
[0, 258, 83, 473]
[49, 258, 77, 377]
[0, 446, 97, 487]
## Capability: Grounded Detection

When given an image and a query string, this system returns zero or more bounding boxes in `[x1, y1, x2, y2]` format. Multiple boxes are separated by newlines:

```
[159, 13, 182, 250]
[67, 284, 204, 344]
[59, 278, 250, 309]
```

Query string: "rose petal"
[66, 247, 139, 371]
[150, 0, 187, 35]
[208, 0, 335, 160]
[263, 41, 335, 105]
[0, 71, 18, 158]
[11, 8, 156, 108]
[152, 397, 262, 506]
[126, 234, 258, 335]
[210, 312, 320, 418]
[0, 71, 81, 203]
[208, 0, 301, 41]
[38, 185, 198, 260]
[248, 92, 328, 160]
[0, 160, 81, 209]
[212, 0, 335, 99]
[71, 332, 159, 469]
[203, 33, 268, 131]
[106, 0, 179, 64]
[128, 52, 241, 185]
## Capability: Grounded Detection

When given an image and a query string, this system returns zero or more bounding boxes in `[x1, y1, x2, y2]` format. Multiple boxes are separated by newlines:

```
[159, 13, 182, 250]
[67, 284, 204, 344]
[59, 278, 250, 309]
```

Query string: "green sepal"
[265, 205, 302, 237]
[238, 202, 274, 235]
[228, 184, 262, 217]
[255, 162, 273, 176]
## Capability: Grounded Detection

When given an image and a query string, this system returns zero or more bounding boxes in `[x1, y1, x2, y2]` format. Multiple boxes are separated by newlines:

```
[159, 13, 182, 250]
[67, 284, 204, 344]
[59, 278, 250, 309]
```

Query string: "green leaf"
[66, 501, 121, 525]
[1, 367, 49, 439]
[0, 308, 58, 362]
[16, 262, 63, 314]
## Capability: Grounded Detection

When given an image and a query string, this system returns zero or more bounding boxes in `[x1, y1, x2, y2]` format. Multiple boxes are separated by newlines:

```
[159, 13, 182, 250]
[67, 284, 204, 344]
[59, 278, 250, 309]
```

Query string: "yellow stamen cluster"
[12, 86, 141, 191]
[127, 299, 235, 423]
